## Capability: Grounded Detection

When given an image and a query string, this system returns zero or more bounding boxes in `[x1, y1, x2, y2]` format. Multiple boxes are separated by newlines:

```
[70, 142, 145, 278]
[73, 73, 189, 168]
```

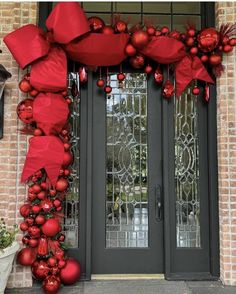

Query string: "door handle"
[155, 185, 163, 222]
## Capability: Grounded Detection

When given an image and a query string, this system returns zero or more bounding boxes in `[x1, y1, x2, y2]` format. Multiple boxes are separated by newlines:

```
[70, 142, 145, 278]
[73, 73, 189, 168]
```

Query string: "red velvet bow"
[21, 136, 64, 185]
[175, 55, 214, 97]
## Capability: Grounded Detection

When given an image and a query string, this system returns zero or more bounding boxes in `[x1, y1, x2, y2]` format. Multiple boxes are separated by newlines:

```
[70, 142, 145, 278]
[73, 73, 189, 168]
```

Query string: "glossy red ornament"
[97, 79, 105, 88]
[185, 37, 194, 47]
[43, 275, 61, 294]
[53, 199, 61, 208]
[104, 85, 112, 94]
[154, 67, 163, 84]
[59, 258, 81, 285]
[146, 26, 156, 36]
[223, 44, 233, 53]
[28, 226, 41, 238]
[125, 43, 137, 56]
[35, 214, 45, 225]
[131, 30, 149, 49]
[19, 78, 32, 93]
[55, 178, 69, 192]
[31, 204, 41, 214]
[20, 222, 29, 232]
[130, 54, 145, 69]
[115, 21, 127, 33]
[117, 73, 125, 82]
[41, 199, 53, 213]
[190, 47, 198, 55]
[42, 218, 61, 237]
[17, 247, 36, 266]
[37, 191, 47, 200]
[209, 53, 222, 65]
[20, 204, 31, 218]
[88, 16, 105, 32]
[32, 184, 41, 194]
[187, 28, 196, 37]
[102, 26, 114, 35]
[144, 65, 153, 74]
[32, 260, 50, 280]
[17, 99, 34, 124]
[162, 80, 174, 99]
[79, 66, 87, 84]
[48, 256, 57, 267]
[192, 86, 200, 95]
[28, 238, 39, 248]
[37, 236, 49, 256]
[229, 38, 236, 46]
[161, 26, 169, 34]
[197, 28, 219, 52]
[62, 151, 73, 168]
[201, 55, 208, 63]
[33, 128, 43, 136]
[29, 88, 39, 97]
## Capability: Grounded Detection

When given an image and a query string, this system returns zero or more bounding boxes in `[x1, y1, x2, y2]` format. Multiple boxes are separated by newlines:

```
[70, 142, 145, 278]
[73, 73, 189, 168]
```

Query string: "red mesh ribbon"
[33, 92, 69, 135]
[64, 33, 130, 66]
[21, 136, 64, 186]
[175, 55, 214, 97]
[140, 36, 186, 64]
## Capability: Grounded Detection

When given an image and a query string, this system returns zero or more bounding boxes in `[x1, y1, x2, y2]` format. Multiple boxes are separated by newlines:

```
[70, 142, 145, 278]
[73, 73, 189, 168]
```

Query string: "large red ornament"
[130, 54, 145, 69]
[197, 28, 219, 52]
[37, 236, 49, 256]
[146, 26, 156, 36]
[17, 99, 34, 124]
[162, 80, 174, 99]
[17, 247, 36, 266]
[131, 30, 149, 49]
[62, 151, 73, 168]
[154, 67, 163, 84]
[59, 258, 81, 285]
[43, 275, 61, 294]
[115, 21, 127, 33]
[42, 218, 61, 237]
[20, 204, 31, 218]
[32, 260, 50, 280]
[79, 66, 87, 84]
[55, 178, 69, 192]
[125, 43, 137, 56]
[88, 16, 105, 32]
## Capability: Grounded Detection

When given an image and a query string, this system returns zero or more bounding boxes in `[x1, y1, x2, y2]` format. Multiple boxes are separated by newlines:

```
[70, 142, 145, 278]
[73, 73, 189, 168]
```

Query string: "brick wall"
[0, 2, 37, 288]
[216, 2, 236, 286]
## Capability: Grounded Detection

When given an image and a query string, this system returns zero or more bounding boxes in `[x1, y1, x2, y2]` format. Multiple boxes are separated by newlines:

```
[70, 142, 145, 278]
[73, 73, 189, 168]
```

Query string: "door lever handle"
[155, 185, 163, 222]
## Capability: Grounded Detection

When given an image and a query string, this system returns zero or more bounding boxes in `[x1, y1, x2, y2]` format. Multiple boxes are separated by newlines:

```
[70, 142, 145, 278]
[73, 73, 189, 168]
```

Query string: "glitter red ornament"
[41, 199, 54, 213]
[43, 275, 61, 294]
[37, 236, 49, 256]
[197, 28, 219, 52]
[17, 99, 34, 124]
[32, 260, 50, 280]
[162, 80, 174, 99]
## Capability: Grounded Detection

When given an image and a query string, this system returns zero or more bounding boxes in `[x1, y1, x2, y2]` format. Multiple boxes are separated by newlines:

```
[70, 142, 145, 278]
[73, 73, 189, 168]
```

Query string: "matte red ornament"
[130, 54, 145, 69]
[154, 67, 163, 84]
[104, 85, 112, 94]
[17, 247, 36, 266]
[42, 218, 61, 237]
[192, 86, 200, 95]
[59, 258, 81, 285]
[32, 260, 50, 281]
[43, 275, 61, 294]
[17, 99, 34, 124]
[97, 79, 105, 88]
[131, 30, 149, 49]
[146, 26, 156, 36]
[197, 28, 219, 52]
[102, 26, 115, 35]
[79, 66, 88, 84]
[20, 204, 31, 218]
[28, 226, 41, 238]
[144, 65, 153, 74]
[209, 53, 222, 65]
[223, 44, 233, 53]
[117, 73, 125, 82]
[20, 222, 28, 232]
[64, 169, 70, 176]
[19, 78, 32, 93]
[161, 26, 169, 34]
[40, 182, 47, 190]
[62, 151, 73, 168]
[31, 205, 41, 214]
[115, 21, 127, 33]
[41, 199, 53, 213]
[37, 236, 49, 256]
[162, 80, 174, 99]
[88, 16, 105, 32]
[28, 238, 39, 248]
[125, 43, 137, 56]
[35, 215, 45, 225]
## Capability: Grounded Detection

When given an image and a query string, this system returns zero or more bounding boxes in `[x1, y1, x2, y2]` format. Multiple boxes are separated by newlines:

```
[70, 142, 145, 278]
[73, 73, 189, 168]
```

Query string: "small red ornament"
[25, 217, 34, 226]
[102, 26, 114, 34]
[62, 151, 73, 168]
[49, 189, 57, 197]
[154, 67, 163, 84]
[146, 26, 156, 36]
[131, 30, 149, 49]
[161, 26, 169, 34]
[198, 28, 219, 52]
[53, 199, 61, 208]
[58, 259, 66, 269]
[192, 86, 200, 95]
[58, 234, 65, 242]
[88, 16, 105, 32]
[42, 218, 61, 237]
[20, 222, 29, 232]
[223, 44, 233, 53]
[20, 204, 31, 218]
[31, 204, 41, 214]
[28, 226, 41, 238]
[28, 238, 39, 248]
[41, 199, 53, 213]
[29, 88, 39, 97]
[125, 43, 137, 56]
[117, 73, 125, 82]
[162, 80, 174, 99]
[40, 182, 47, 190]
[104, 85, 112, 94]
[209, 53, 222, 65]
[17, 99, 34, 124]
[222, 35, 229, 45]
[28, 193, 37, 202]
[66, 98, 72, 105]
[63, 143, 71, 151]
[22, 236, 30, 245]
[37, 191, 47, 200]
[19, 78, 32, 93]
[33, 128, 43, 136]
[190, 47, 198, 55]
[59, 258, 81, 285]
[187, 28, 196, 37]
[229, 38, 236, 46]
[35, 214, 45, 225]
[97, 79, 105, 88]
[155, 30, 162, 37]
[79, 67, 88, 84]
[130, 54, 145, 69]
[201, 55, 208, 63]
[115, 21, 127, 33]
[61, 90, 67, 97]
[56, 178, 69, 192]
[48, 256, 57, 267]
[43, 275, 61, 294]
[64, 169, 70, 176]
[144, 65, 153, 74]
[185, 37, 195, 47]
[169, 30, 181, 39]
[32, 184, 41, 194]
[51, 266, 60, 276]
[37, 236, 49, 256]
[17, 247, 36, 266]
[32, 260, 50, 281]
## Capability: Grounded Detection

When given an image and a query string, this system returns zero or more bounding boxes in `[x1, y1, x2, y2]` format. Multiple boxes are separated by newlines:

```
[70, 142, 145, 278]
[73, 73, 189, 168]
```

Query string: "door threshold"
[91, 274, 164, 280]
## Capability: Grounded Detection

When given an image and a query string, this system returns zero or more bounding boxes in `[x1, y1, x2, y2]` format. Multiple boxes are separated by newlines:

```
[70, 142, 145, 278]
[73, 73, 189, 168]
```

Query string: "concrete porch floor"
[5, 280, 236, 294]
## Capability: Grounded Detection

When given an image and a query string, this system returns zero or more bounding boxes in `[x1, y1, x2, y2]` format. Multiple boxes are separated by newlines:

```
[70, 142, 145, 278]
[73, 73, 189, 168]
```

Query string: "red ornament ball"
[32, 260, 50, 281]
[130, 54, 145, 69]
[144, 65, 153, 74]
[62, 151, 73, 168]
[155, 30, 162, 37]
[35, 214, 45, 225]
[48, 256, 57, 267]
[104, 85, 112, 94]
[197, 28, 219, 52]
[37, 191, 46, 200]
[146, 26, 156, 36]
[192, 86, 200, 95]
[17, 247, 36, 266]
[19, 78, 32, 93]
[28, 238, 39, 248]
[88, 16, 105, 32]
[190, 47, 198, 55]
[41, 199, 54, 212]
[201, 55, 208, 63]
[117, 73, 125, 82]
[29, 88, 39, 97]
[33, 128, 43, 136]
[58, 259, 66, 269]
[209, 53, 222, 66]
[97, 79, 105, 88]
[28, 226, 41, 238]
[20, 222, 28, 232]
[131, 30, 149, 49]
[161, 26, 169, 34]
[169, 30, 181, 40]
[31, 204, 41, 214]
[187, 28, 196, 37]
[163, 80, 174, 99]
[42, 218, 61, 237]
[20, 204, 31, 218]
[223, 44, 233, 53]
[125, 43, 137, 56]
[154, 68, 163, 84]
[32, 184, 41, 194]
[56, 178, 69, 192]
[222, 36, 229, 45]
[115, 21, 127, 33]
[43, 275, 61, 294]
[185, 37, 195, 47]
[17, 99, 34, 124]
[102, 26, 114, 34]
[59, 258, 81, 285]
[229, 38, 236, 46]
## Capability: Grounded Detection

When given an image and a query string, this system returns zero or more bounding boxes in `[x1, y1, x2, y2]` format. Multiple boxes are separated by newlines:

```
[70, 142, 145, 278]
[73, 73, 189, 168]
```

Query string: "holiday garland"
[3, 2, 236, 294]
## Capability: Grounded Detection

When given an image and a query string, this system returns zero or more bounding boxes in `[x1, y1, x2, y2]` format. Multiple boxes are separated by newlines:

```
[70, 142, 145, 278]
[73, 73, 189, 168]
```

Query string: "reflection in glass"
[175, 85, 201, 248]
[106, 73, 148, 248]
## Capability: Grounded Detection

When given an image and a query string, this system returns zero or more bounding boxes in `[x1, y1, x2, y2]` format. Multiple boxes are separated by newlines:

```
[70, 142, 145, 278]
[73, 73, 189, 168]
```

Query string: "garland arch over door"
[38, 2, 219, 280]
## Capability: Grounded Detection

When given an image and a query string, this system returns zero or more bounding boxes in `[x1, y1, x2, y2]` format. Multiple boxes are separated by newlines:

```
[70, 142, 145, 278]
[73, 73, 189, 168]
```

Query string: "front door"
[91, 71, 163, 274]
